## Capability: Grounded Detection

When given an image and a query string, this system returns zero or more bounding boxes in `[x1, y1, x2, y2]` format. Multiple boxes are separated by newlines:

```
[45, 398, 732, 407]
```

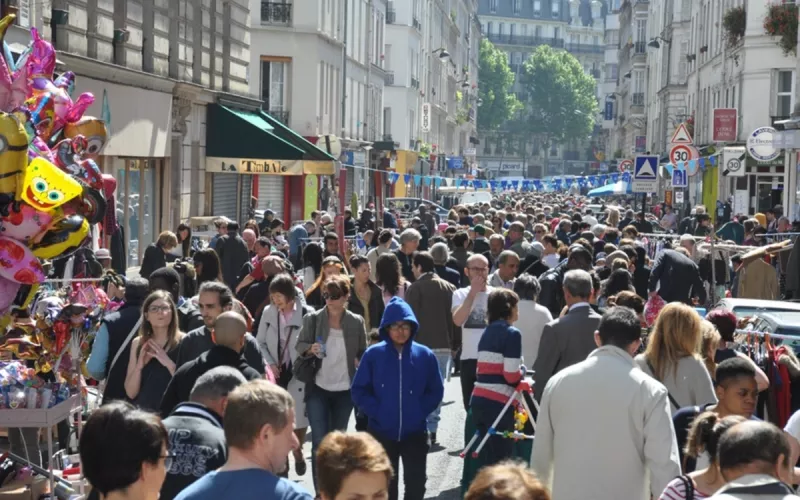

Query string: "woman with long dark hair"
[124, 290, 185, 411]
[375, 253, 407, 305]
[173, 222, 195, 259]
[302, 242, 324, 293]
[598, 269, 635, 308]
[192, 248, 222, 289]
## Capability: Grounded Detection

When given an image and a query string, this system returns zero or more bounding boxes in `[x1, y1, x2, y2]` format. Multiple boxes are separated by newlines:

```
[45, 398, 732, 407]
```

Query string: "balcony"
[261, 1, 292, 25]
[632, 92, 644, 106]
[565, 43, 604, 54]
[385, 71, 395, 85]
[590, 69, 601, 79]
[485, 33, 564, 48]
[267, 110, 290, 125]
[382, 134, 394, 142]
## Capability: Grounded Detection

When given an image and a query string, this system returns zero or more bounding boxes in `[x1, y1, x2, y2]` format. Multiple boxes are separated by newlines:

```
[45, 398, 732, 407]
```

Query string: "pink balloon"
[0, 236, 44, 284]
[26, 28, 55, 81]
[0, 203, 52, 242]
[0, 276, 19, 314]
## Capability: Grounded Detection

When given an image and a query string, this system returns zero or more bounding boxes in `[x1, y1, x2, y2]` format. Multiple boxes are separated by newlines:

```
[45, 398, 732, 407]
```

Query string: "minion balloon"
[63, 117, 108, 160]
[0, 112, 30, 204]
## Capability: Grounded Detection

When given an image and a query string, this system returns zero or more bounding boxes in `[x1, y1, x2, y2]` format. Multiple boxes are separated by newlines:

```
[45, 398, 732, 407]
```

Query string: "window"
[499, 22, 505, 35]
[633, 70, 644, 93]
[533, 0, 541, 15]
[487, 21, 494, 34]
[480, 23, 485, 34]
[535, 25, 542, 38]
[607, 63, 618, 80]
[510, 24, 516, 37]
[550, 143, 558, 156]
[260, 60, 287, 113]
[777, 70, 795, 117]
[552, 0, 560, 18]
[593, 36, 599, 45]
[522, 24, 528, 36]
[554, 27, 560, 39]
[490, 0, 497, 12]
[514, 0, 521, 14]
[635, 19, 646, 43]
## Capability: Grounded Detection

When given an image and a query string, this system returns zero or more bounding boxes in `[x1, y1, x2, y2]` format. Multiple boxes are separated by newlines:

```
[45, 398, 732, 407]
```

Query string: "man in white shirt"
[366, 230, 394, 281]
[532, 307, 680, 500]
[452, 254, 494, 409]
[488, 251, 519, 290]
[541, 234, 561, 269]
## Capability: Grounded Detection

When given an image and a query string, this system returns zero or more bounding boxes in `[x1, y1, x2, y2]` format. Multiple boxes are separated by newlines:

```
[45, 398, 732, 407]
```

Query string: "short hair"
[487, 289, 519, 323]
[541, 234, 558, 248]
[412, 251, 435, 273]
[453, 231, 470, 248]
[268, 273, 297, 301]
[718, 421, 792, 474]
[190, 366, 247, 403]
[706, 309, 738, 342]
[227, 221, 240, 232]
[489, 233, 505, 244]
[80, 401, 167, 495]
[124, 277, 150, 303]
[597, 307, 642, 349]
[198, 281, 234, 309]
[323, 274, 351, 297]
[622, 225, 639, 237]
[430, 242, 450, 265]
[256, 236, 271, 249]
[270, 218, 284, 230]
[349, 254, 369, 270]
[465, 461, 551, 500]
[562, 269, 592, 299]
[157, 231, 178, 248]
[149, 266, 180, 289]
[324, 232, 339, 243]
[611, 258, 629, 271]
[609, 291, 644, 314]
[498, 250, 520, 267]
[716, 357, 757, 387]
[317, 432, 394, 499]
[224, 380, 294, 450]
[591, 224, 606, 237]
[377, 229, 393, 244]
[399, 228, 421, 244]
[513, 274, 541, 301]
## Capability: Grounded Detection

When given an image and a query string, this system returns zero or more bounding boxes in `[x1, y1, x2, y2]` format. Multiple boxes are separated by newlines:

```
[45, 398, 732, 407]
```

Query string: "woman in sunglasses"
[296, 274, 367, 495]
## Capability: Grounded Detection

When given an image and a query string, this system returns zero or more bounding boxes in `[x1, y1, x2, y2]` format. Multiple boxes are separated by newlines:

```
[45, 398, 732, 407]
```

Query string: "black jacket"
[344, 217, 357, 237]
[177, 299, 204, 333]
[518, 254, 549, 279]
[216, 232, 250, 290]
[435, 265, 461, 289]
[176, 326, 265, 375]
[101, 300, 144, 405]
[472, 238, 490, 256]
[140, 243, 166, 279]
[347, 279, 385, 331]
[160, 345, 262, 417]
[160, 403, 227, 500]
[538, 261, 570, 317]
[394, 249, 415, 283]
[648, 249, 706, 304]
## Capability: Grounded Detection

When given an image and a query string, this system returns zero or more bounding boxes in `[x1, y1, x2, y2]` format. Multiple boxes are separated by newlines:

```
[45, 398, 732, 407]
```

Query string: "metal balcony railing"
[486, 33, 564, 48]
[565, 42, 604, 54]
[261, 1, 292, 25]
[267, 110, 290, 125]
[385, 71, 395, 85]
[632, 93, 644, 106]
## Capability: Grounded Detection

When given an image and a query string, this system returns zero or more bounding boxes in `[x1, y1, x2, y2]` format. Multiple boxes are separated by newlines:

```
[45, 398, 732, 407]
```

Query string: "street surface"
[288, 375, 466, 498]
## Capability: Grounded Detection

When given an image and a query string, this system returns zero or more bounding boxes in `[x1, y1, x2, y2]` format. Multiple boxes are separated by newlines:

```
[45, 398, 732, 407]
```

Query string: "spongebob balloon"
[17, 157, 82, 212]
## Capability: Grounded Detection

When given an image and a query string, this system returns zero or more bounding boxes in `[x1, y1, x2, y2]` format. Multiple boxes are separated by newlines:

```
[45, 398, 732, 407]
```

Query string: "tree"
[516, 45, 598, 151]
[477, 39, 520, 132]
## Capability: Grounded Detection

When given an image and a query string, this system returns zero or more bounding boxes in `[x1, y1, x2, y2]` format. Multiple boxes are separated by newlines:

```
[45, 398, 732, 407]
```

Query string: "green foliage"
[516, 45, 599, 148]
[419, 142, 432, 159]
[722, 6, 746, 48]
[477, 39, 521, 132]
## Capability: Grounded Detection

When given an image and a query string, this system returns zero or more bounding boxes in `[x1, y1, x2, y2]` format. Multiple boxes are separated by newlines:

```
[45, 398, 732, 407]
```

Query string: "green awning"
[206, 104, 307, 160]
[260, 111, 336, 161]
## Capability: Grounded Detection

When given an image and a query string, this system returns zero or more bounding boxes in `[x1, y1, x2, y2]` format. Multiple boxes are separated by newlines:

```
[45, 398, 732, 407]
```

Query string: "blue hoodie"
[351, 297, 444, 441]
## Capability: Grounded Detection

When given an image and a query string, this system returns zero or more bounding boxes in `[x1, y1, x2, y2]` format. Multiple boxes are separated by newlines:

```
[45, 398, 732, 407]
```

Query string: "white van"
[460, 190, 493, 206]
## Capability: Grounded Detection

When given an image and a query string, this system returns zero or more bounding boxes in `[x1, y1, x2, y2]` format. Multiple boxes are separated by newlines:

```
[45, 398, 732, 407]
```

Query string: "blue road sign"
[672, 168, 687, 188]
[634, 155, 658, 180]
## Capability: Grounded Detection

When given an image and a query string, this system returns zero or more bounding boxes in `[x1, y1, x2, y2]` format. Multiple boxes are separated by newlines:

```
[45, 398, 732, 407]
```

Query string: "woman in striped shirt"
[659, 413, 746, 500]
[470, 288, 524, 467]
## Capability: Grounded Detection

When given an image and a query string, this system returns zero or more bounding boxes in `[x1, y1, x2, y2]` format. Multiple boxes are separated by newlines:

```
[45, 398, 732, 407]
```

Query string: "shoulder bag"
[646, 360, 681, 410]
[292, 310, 320, 384]
[676, 474, 694, 500]
[98, 316, 143, 405]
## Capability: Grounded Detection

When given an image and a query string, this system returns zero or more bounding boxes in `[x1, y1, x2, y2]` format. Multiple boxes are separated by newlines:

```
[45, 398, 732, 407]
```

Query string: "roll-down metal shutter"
[344, 166, 355, 210]
[239, 175, 253, 223]
[212, 173, 238, 220]
[257, 175, 284, 218]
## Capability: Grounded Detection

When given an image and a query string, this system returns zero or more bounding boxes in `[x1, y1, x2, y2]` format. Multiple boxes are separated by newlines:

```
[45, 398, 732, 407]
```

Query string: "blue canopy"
[587, 180, 632, 197]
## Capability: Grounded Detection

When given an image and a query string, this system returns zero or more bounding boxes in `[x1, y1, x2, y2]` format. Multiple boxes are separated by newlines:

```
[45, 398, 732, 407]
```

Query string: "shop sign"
[676, 191, 684, 204]
[747, 127, 779, 162]
[421, 103, 431, 133]
[499, 162, 523, 172]
[635, 136, 647, 153]
[664, 190, 673, 206]
[206, 157, 303, 175]
[713, 108, 738, 142]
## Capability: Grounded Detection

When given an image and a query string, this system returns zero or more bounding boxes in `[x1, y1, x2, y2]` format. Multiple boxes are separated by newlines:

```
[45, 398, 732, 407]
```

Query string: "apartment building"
[477, 0, 606, 179]
[613, 0, 648, 158]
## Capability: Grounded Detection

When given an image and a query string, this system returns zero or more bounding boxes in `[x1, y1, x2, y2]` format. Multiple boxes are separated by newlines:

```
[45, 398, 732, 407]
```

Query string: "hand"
[269, 364, 281, 377]
[469, 275, 487, 293]
[147, 340, 172, 368]
[308, 343, 322, 356]
[354, 357, 360, 369]
[649, 291, 657, 299]
[137, 345, 153, 370]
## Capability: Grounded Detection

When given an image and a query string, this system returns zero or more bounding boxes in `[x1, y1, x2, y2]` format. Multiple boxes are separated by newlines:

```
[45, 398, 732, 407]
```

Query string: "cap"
[95, 248, 111, 260]
[679, 234, 695, 244]
[595, 251, 607, 264]
[473, 224, 486, 236]
[530, 241, 544, 259]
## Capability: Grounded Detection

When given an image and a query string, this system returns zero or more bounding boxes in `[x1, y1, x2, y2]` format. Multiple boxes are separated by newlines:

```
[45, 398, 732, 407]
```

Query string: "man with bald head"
[452, 253, 495, 409]
[242, 228, 257, 254]
[160, 311, 262, 417]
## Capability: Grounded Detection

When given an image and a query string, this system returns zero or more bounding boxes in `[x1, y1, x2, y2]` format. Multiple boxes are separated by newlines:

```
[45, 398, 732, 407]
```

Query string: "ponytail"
[685, 412, 747, 463]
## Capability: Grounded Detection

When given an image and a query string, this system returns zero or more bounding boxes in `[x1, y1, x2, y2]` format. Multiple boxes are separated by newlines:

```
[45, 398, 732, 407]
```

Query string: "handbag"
[292, 311, 320, 384]
[274, 313, 294, 389]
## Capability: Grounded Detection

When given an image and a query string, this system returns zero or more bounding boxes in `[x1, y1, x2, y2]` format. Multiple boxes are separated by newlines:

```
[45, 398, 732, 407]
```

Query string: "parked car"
[712, 298, 800, 318]
[386, 198, 448, 220]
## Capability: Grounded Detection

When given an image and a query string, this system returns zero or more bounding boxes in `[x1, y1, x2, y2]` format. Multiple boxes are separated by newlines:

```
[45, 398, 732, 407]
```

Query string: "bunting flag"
[434, 177, 442, 187]
[389, 173, 399, 184]
[423, 176, 431, 186]
[414, 174, 421, 185]
[404, 174, 411, 184]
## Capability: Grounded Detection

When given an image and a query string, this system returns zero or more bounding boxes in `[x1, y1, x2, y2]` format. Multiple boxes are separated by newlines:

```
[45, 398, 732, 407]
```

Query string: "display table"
[460, 409, 533, 496]
[0, 395, 81, 495]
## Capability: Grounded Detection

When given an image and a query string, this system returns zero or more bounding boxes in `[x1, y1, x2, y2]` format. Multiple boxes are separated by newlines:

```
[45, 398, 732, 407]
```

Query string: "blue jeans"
[426, 351, 451, 433]
[307, 386, 353, 489]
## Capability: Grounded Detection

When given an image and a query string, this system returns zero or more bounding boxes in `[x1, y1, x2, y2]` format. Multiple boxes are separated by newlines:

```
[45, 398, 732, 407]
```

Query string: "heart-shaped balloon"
[0, 275, 19, 315]
[0, 202, 52, 241]
[0, 235, 44, 284]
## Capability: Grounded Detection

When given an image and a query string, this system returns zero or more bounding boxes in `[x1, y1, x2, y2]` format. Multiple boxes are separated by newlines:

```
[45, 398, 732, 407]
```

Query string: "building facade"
[476, 0, 605, 180]
[613, 0, 648, 159]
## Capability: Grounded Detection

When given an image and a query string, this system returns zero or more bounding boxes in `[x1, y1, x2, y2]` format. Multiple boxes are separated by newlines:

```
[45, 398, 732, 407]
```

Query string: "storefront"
[71, 75, 173, 268]
[205, 104, 335, 224]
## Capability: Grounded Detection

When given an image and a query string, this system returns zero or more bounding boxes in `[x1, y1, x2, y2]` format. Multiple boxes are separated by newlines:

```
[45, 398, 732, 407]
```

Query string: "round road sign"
[670, 144, 696, 166]
[618, 159, 633, 172]
[726, 157, 743, 175]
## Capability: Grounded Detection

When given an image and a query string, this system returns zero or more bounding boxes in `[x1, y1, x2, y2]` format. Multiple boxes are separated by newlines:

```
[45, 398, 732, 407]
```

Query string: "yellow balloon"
[17, 157, 83, 212]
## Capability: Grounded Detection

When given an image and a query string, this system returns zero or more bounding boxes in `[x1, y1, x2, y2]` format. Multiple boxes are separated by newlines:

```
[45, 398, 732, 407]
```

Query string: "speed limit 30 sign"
[670, 144, 695, 165]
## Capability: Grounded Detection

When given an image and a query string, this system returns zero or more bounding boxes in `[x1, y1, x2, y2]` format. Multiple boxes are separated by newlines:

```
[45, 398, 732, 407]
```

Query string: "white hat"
[95, 248, 111, 260]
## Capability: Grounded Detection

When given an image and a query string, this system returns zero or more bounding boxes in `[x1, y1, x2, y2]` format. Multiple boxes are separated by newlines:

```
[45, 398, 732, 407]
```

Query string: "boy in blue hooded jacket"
[351, 297, 444, 500]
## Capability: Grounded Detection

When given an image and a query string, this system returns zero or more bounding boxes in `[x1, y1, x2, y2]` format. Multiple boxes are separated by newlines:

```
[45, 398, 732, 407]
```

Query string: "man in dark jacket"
[648, 248, 706, 305]
[160, 366, 247, 500]
[88, 278, 149, 404]
[395, 228, 421, 283]
[351, 297, 444, 500]
[216, 221, 250, 290]
[538, 246, 594, 317]
[431, 242, 461, 288]
[149, 267, 204, 333]
[176, 281, 265, 374]
[405, 251, 456, 445]
[160, 312, 262, 416]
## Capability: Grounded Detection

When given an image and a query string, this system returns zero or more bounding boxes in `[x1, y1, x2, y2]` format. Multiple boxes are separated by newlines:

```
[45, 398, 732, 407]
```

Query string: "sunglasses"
[322, 291, 344, 301]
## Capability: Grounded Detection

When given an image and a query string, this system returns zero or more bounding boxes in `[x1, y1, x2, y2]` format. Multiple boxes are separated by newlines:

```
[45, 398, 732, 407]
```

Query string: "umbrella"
[587, 180, 631, 197]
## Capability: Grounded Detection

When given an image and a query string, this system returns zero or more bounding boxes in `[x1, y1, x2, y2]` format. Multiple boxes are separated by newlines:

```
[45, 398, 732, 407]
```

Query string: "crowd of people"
[19, 191, 800, 500]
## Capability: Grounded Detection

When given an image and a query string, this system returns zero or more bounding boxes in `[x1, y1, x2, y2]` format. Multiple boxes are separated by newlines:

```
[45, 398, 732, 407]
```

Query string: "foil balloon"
[25, 28, 56, 82]
[52, 138, 104, 191]
[0, 275, 19, 315]
[24, 92, 56, 141]
[63, 117, 108, 159]
[0, 235, 44, 284]
[17, 157, 83, 212]
[65, 187, 106, 225]
[0, 202, 52, 241]
[0, 112, 30, 204]
[101, 174, 116, 199]
[0, 15, 27, 111]
[31, 214, 89, 260]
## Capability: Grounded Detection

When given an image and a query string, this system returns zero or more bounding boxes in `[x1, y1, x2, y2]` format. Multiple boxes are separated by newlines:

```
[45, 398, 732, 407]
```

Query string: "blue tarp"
[587, 180, 632, 197]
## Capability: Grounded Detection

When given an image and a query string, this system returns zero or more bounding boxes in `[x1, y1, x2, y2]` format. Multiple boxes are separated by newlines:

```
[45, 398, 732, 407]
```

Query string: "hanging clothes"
[768, 345, 792, 428]
[737, 259, 778, 300]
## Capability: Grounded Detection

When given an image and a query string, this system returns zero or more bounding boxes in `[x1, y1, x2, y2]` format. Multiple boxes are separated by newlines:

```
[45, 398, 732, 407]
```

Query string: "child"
[355, 330, 381, 431]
